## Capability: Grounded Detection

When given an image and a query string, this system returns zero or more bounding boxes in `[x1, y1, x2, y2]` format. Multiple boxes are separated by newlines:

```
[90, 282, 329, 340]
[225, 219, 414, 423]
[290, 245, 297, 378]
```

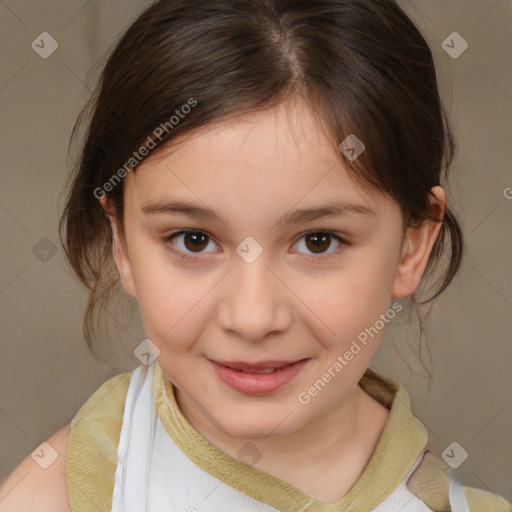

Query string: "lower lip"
[209, 359, 309, 395]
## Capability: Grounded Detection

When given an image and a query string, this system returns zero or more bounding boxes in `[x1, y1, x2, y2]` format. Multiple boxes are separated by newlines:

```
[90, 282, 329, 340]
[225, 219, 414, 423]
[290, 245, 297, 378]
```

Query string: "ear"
[392, 186, 446, 299]
[99, 195, 137, 298]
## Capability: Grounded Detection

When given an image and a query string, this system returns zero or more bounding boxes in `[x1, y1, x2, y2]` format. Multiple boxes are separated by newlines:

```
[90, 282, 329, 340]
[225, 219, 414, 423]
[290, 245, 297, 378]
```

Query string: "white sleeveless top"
[111, 362, 470, 512]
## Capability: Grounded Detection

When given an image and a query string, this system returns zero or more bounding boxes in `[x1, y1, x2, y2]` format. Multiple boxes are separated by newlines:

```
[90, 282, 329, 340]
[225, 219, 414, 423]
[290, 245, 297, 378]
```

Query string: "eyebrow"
[141, 199, 376, 227]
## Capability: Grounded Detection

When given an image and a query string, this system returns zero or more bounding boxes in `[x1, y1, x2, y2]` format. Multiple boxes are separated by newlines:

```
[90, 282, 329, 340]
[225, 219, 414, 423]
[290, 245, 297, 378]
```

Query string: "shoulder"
[406, 450, 512, 512]
[0, 371, 132, 512]
[0, 422, 72, 511]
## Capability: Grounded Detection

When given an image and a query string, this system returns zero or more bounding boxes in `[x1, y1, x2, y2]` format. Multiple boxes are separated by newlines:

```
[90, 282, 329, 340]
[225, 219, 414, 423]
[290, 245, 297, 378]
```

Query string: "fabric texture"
[66, 361, 512, 511]
[67, 372, 130, 511]
[152, 361, 429, 511]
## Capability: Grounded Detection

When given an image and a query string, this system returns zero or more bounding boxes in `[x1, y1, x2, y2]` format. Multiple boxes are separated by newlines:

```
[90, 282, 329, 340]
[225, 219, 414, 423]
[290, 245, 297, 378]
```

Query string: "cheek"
[129, 246, 210, 350]
[296, 255, 396, 367]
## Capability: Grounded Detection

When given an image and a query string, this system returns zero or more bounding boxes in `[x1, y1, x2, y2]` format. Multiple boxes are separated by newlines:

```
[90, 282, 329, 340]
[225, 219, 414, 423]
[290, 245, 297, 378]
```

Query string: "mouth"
[211, 359, 305, 373]
[208, 358, 310, 394]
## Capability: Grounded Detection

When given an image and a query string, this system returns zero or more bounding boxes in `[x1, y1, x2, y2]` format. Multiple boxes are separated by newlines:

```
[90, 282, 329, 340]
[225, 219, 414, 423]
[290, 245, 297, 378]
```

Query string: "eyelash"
[162, 229, 347, 263]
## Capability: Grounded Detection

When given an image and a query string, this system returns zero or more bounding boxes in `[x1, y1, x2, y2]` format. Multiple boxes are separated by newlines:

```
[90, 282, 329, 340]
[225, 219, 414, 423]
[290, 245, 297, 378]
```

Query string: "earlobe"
[99, 196, 137, 298]
[392, 186, 446, 299]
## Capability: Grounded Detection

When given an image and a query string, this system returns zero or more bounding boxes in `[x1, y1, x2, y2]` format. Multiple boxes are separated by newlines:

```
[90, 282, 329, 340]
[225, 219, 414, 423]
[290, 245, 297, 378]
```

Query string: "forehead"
[143, 99, 334, 169]
[124, 99, 391, 217]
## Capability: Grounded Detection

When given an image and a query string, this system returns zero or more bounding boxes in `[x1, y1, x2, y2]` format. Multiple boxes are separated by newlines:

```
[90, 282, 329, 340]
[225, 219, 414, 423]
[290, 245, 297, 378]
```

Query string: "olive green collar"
[153, 361, 428, 511]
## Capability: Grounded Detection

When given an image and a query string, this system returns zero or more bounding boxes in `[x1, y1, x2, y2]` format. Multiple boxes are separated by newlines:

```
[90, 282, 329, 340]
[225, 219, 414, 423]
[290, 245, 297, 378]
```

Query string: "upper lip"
[210, 359, 307, 371]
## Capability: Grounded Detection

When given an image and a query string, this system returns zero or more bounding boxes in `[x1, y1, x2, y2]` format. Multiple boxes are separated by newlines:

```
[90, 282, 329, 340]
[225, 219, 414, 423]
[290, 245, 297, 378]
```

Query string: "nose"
[216, 255, 292, 343]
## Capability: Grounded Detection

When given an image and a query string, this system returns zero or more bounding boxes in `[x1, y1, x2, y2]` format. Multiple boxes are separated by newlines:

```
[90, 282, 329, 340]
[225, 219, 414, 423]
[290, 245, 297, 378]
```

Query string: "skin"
[101, 96, 445, 502]
[0, 424, 71, 511]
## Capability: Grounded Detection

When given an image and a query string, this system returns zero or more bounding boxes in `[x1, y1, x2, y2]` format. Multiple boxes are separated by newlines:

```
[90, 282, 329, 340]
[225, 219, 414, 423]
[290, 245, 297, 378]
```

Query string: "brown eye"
[304, 232, 332, 253]
[183, 231, 209, 252]
[293, 231, 345, 259]
[166, 230, 218, 256]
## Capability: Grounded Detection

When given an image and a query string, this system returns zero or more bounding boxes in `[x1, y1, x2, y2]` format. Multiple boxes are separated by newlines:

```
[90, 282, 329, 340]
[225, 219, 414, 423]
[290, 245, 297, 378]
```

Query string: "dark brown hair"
[59, 0, 464, 372]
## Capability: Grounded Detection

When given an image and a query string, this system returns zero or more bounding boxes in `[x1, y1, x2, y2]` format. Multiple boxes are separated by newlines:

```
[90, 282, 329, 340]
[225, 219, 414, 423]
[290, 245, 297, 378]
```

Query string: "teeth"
[237, 368, 276, 374]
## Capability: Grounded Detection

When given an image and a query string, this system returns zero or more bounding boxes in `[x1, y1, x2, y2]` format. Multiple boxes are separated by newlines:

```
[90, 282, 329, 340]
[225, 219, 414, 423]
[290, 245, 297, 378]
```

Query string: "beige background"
[1, 0, 511, 502]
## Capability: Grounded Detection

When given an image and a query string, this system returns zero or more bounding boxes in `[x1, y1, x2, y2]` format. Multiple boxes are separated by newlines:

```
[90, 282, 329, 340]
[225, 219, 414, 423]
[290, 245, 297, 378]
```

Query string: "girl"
[1, 0, 510, 511]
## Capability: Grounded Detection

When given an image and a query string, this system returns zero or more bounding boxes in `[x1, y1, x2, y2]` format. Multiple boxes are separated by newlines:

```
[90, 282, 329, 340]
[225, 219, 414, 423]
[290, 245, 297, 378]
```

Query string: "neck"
[175, 384, 390, 503]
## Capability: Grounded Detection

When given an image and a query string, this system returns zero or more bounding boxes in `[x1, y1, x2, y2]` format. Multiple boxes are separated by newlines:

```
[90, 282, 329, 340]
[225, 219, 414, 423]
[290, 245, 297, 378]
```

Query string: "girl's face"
[107, 98, 437, 439]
